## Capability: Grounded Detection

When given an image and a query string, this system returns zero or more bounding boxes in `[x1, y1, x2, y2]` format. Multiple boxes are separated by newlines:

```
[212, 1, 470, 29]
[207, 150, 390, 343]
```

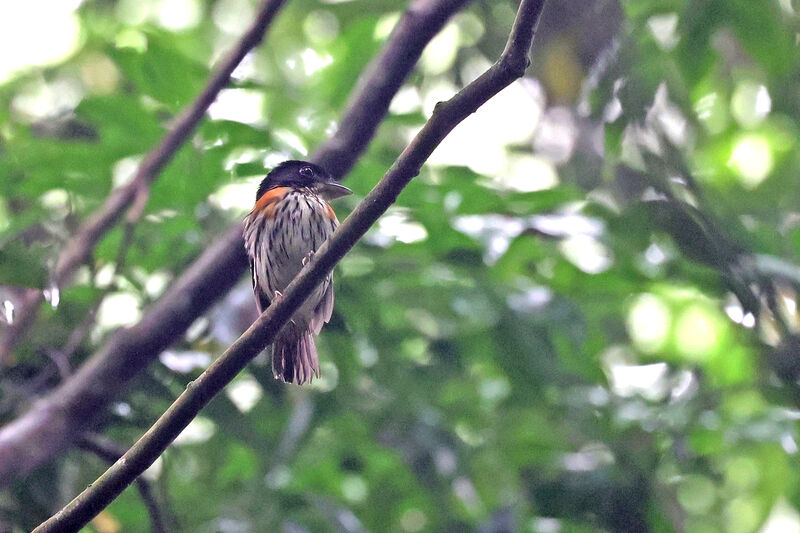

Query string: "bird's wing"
[310, 281, 334, 335]
[250, 257, 271, 315]
[245, 186, 293, 316]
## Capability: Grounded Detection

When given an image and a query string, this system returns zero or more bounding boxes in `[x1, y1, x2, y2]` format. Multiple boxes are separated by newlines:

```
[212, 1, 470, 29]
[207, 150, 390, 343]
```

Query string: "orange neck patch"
[324, 202, 337, 221]
[253, 186, 289, 213]
[252, 186, 338, 221]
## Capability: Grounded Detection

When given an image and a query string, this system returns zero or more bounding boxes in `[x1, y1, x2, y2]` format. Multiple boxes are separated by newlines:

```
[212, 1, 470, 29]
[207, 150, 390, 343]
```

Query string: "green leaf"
[0, 242, 48, 288]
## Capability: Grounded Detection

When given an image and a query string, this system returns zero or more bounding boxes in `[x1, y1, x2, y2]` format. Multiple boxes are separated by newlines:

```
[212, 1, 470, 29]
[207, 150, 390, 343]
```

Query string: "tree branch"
[77, 433, 171, 533]
[0, 226, 248, 485]
[0, 0, 288, 364]
[313, 0, 472, 179]
[0, 0, 472, 488]
[32, 1, 546, 530]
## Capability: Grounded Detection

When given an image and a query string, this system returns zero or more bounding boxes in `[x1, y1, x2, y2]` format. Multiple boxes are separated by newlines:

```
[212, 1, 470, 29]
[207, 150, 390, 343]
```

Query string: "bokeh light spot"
[725, 496, 761, 533]
[724, 456, 760, 492]
[226, 375, 263, 413]
[675, 305, 722, 360]
[677, 475, 716, 514]
[500, 155, 559, 192]
[96, 292, 141, 330]
[400, 509, 427, 532]
[627, 293, 671, 353]
[0, 0, 83, 82]
[731, 81, 771, 127]
[303, 10, 339, 45]
[647, 13, 679, 50]
[761, 499, 800, 533]
[729, 134, 773, 188]
[421, 23, 459, 75]
[559, 235, 613, 274]
[174, 417, 216, 445]
[154, 0, 202, 31]
[341, 475, 368, 503]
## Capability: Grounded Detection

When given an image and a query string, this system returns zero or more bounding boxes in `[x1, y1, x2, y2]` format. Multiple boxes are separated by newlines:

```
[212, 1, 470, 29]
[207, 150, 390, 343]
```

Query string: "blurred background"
[2, 0, 800, 531]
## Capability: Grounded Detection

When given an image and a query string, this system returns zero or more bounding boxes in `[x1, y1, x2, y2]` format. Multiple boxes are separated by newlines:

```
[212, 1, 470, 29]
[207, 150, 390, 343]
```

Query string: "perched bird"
[243, 160, 351, 384]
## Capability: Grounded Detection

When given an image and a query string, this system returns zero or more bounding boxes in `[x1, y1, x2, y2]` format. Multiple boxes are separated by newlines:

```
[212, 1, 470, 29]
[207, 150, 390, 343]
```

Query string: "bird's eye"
[299, 166, 314, 178]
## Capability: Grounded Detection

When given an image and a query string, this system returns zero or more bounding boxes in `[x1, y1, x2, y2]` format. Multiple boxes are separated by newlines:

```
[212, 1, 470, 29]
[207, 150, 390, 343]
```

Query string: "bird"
[243, 160, 351, 384]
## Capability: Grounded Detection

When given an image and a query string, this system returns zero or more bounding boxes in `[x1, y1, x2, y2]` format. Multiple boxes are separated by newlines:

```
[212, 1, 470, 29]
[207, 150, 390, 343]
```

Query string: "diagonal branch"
[33, 1, 546, 530]
[0, 0, 288, 364]
[314, 0, 473, 179]
[0, 0, 472, 488]
[77, 433, 171, 533]
[0, 227, 249, 486]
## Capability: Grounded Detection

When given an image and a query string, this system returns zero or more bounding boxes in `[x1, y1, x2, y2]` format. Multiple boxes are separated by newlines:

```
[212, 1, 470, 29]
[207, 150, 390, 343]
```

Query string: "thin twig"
[0, 226, 248, 486]
[0, 0, 288, 365]
[0, 0, 472, 488]
[6, 114, 192, 401]
[32, 1, 546, 530]
[77, 433, 171, 533]
[57, 193, 147, 366]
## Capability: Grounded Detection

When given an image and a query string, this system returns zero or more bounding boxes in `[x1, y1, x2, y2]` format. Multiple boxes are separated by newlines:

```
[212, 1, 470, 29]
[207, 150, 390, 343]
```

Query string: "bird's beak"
[317, 181, 352, 200]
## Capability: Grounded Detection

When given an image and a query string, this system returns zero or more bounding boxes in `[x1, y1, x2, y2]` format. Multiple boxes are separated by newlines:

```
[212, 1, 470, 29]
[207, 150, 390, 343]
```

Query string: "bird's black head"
[256, 160, 351, 201]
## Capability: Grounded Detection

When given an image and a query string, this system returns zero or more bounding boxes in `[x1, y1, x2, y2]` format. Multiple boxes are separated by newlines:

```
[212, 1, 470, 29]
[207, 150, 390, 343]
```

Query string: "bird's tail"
[272, 325, 320, 385]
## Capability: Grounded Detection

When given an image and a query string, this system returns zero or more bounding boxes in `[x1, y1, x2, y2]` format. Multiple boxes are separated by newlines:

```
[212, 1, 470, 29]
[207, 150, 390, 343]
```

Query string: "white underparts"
[243, 189, 338, 329]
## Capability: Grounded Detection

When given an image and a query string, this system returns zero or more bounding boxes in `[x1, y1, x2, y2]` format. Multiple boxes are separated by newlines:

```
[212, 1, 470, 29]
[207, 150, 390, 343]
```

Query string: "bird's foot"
[302, 251, 315, 266]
